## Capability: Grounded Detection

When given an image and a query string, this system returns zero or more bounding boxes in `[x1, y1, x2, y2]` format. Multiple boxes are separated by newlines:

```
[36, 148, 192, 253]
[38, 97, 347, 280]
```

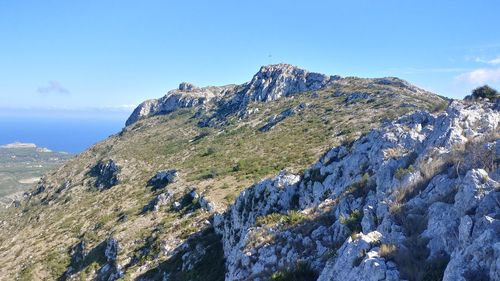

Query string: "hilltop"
[0, 64, 478, 281]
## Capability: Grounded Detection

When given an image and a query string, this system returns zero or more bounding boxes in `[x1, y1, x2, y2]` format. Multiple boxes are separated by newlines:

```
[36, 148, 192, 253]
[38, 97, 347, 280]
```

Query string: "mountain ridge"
[126, 64, 440, 127]
[0, 64, 472, 281]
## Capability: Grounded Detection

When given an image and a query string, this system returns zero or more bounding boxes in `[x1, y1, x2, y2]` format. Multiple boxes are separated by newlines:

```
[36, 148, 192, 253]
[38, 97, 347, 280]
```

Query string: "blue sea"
[0, 116, 127, 154]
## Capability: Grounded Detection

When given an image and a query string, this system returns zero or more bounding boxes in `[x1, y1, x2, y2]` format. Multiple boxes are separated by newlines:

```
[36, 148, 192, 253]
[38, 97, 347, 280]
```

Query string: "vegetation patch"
[339, 209, 362, 233]
[271, 262, 318, 281]
[378, 244, 397, 260]
[256, 210, 307, 227]
[394, 165, 415, 180]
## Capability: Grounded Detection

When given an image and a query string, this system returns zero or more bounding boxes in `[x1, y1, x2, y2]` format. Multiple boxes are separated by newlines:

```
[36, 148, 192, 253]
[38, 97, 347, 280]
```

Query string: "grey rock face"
[95, 237, 123, 281]
[199, 196, 215, 213]
[125, 64, 339, 126]
[318, 231, 400, 281]
[105, 237, 119, 263]
[147, 169, 177, 190]
[144, 192, 172, 213]
[125, 83, 235, 126]
[214, 101, 499, 280]
[239, 64, 336, 103]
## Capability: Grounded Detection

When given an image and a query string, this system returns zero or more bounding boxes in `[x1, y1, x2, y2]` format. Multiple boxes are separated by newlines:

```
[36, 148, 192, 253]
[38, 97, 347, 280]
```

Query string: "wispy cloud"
[382, 67, 468, 75]
[403, 67, 468, 74]
[456, 68, 500, 84]
[473, 56, 500, 65]
[37, 81, 70, 95]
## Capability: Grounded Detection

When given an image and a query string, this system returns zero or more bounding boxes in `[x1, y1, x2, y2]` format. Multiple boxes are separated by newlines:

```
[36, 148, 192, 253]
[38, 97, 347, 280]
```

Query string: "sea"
[0, 116, 127, 154]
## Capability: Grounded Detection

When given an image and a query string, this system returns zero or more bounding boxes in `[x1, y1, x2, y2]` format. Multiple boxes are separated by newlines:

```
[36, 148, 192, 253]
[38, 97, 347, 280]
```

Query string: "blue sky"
[1, 0, 500, 117]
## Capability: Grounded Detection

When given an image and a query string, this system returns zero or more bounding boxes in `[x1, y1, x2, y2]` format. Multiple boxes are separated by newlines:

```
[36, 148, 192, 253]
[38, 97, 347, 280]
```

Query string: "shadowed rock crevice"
[136, 227, 225, 281]
[89, 160, 120, 190]
[60, 237, 122, 281]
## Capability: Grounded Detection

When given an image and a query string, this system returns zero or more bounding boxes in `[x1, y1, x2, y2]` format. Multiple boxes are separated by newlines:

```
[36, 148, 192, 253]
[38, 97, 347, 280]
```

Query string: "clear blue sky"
[1, 0, 500, 116]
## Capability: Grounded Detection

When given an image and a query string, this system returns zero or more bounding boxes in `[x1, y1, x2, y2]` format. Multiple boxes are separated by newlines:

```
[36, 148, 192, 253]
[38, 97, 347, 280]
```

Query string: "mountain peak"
[178, 82, 198, 92]
[256, 63, 301, 74]
[243, 63, 337, 102]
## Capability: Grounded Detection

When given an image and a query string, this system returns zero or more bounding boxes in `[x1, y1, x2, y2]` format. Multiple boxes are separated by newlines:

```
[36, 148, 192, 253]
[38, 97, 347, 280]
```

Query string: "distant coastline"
[0, 116, 126, 153]
[0, 142, 37, 149]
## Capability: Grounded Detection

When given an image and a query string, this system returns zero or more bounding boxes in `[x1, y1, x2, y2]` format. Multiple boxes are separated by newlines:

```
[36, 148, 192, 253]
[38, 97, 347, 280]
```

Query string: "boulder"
[147, 169, 177, 190]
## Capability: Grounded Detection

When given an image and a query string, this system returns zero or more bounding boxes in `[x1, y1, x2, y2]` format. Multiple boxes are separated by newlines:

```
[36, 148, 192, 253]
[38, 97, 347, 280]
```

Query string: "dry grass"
[383, 147, 407, 159]
[450, 131, 499, 174]
[378, 244, 397, 260]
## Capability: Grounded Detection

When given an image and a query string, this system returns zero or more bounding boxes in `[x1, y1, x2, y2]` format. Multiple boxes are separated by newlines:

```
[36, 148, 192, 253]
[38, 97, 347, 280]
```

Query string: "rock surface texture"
[214, 100, 499, 281]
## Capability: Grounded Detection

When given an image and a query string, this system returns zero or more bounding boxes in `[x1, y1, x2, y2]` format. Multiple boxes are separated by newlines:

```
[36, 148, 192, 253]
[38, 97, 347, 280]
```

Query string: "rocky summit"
[0, 64, 498, 281]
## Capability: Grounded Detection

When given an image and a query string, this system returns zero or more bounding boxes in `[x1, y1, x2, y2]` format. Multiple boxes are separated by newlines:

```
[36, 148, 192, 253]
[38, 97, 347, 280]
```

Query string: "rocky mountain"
[126, 64, 435, 127]
[214, 101, 499, 281]
[5, 64, 494, 281]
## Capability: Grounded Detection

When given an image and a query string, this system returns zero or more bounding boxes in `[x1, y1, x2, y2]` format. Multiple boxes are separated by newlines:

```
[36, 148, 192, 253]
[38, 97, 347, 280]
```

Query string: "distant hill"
[0, 143, 72, 206]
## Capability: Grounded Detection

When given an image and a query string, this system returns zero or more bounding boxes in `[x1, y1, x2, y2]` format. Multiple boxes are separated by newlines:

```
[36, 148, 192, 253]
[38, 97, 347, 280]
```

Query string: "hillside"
[0, 64, 458, 280]
[0, 143, 71, 207]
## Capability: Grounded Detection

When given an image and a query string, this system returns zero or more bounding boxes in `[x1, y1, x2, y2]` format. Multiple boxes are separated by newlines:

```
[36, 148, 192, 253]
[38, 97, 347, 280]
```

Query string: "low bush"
[256, 210, 306, 227]
[271, 262, 318, 281]
[394, 165, 415, 180]
[379, 244, 397, 260]
[339, 209, 362, 233]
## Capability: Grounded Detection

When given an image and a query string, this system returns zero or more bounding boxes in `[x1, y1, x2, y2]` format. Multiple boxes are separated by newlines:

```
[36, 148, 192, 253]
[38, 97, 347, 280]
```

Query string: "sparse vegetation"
[271, 262, 318, 281]
[450, 131, 499, 174]
[394, 165, 415, 180]
[345, 173, 375, 198]
[339, 209, 362, 233]
[379, 244, 397, 260]
[256, 210, 307, 227]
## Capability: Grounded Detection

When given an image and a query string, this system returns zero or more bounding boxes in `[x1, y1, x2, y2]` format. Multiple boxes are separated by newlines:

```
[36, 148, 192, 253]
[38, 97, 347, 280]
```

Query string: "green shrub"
[339, 210, 362, 233]
[256, 210, 306, 227]
[471, 85, 499, 100]
[346, 173, 375, 198]
[271, 262, 318, 281]
[394, 165, 415, 180]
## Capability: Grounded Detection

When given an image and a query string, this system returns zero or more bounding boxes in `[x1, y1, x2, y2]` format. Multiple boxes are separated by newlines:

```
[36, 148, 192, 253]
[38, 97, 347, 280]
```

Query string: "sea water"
[0, 116, 126, 153]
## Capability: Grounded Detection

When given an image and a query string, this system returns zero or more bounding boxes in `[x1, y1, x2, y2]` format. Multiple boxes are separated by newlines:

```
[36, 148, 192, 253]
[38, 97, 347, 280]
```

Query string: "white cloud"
[456, 68, 500, 84]
[473, 56, 500, 65]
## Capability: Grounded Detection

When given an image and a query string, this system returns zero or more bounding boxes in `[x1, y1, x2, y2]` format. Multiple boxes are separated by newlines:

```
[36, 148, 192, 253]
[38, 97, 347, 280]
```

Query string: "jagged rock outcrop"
[62, 238, 122, 281]
[126, 83, 235, 126]
[126, 64, 340, 126]
[144, 192, 173, 213]
[214, 100, 499, 281]
[199, 196, 216, 213]
[90, 160, 120, 190]
[147, 169, 178, 190]
[317, 231, 401, 281]
[237, 64, 338, 103]
[97, 237, 123, 281]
